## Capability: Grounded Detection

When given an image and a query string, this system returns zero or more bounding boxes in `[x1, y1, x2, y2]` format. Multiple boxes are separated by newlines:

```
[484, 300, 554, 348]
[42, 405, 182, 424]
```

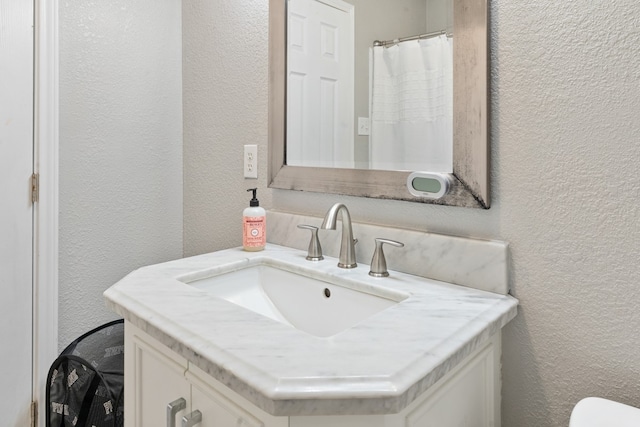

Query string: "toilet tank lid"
[570, 397, 640, 427]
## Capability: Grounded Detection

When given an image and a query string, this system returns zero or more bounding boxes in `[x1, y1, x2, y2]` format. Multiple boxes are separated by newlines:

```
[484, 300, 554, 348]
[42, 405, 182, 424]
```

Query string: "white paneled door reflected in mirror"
[269, 0, 490, 208]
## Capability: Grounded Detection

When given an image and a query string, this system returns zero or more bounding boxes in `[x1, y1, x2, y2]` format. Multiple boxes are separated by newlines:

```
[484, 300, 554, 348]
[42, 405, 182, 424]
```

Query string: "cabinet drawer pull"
[166, 398, 187, 427]
[182, 409, 202, 427]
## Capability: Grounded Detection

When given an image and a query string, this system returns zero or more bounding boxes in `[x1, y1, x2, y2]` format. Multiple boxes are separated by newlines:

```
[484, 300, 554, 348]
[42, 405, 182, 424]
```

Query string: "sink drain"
[323, 288, 331, 298]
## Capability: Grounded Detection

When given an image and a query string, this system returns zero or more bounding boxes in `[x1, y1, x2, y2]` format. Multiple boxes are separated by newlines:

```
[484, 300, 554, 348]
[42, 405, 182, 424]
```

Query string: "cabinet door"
[126, 327, 191, 427]
[403, 338, 498, 427]
[189, 371, 265, 427]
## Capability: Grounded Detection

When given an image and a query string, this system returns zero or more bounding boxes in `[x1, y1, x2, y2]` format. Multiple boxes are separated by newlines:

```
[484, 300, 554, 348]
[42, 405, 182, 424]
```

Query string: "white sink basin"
[181, 264, 408, 337]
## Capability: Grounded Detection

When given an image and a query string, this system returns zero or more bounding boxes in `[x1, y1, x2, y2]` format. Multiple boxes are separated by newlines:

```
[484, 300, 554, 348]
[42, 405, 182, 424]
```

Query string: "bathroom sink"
[181, 264, 407, 337]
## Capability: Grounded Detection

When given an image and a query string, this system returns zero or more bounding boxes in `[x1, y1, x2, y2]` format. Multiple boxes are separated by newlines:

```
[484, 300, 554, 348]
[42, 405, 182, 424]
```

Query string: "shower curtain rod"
[373, 29, 451, 47]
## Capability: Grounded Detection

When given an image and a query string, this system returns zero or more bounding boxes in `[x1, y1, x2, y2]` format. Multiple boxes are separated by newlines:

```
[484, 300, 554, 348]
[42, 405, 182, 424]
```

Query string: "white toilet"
[570, 397, 640, 426]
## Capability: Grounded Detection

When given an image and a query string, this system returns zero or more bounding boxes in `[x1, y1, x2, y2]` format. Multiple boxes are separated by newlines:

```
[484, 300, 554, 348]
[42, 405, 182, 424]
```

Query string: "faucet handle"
[369, 238, 404, 277]
[297, 225, 324, 261]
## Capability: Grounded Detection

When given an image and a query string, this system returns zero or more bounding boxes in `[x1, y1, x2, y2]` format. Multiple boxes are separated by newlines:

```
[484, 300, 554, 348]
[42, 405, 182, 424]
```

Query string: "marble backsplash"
[267, 210, 509, 295]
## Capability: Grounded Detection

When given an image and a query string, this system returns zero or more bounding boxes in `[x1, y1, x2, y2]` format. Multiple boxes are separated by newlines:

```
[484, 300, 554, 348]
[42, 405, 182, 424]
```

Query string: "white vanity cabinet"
[124, 322, 502, 427]
[125, 323, 287, 427]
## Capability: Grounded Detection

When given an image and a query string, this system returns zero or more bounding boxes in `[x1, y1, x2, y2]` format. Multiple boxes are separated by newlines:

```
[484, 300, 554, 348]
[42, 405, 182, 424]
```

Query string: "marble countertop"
[104, 244, 518, 416]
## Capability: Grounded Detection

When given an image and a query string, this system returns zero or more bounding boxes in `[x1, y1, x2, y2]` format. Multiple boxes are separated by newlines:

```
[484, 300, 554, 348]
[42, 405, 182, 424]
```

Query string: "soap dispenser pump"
[243, 188, 266, 251]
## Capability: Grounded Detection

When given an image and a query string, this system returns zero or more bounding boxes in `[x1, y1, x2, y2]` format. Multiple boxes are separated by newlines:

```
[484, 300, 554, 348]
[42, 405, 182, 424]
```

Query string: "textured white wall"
[59, 0, 183, 349]
[183, 0, 272, 256]
[184, 0, 640, 426]
[495, 2, 640, 425]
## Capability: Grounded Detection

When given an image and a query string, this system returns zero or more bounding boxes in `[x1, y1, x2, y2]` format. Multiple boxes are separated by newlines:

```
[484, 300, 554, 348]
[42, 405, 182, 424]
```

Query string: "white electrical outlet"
[244, 144, 258, 179]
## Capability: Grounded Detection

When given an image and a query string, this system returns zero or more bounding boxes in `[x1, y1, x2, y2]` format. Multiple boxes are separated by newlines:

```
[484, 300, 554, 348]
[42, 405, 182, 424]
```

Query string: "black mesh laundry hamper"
[46, 319, 125, 427]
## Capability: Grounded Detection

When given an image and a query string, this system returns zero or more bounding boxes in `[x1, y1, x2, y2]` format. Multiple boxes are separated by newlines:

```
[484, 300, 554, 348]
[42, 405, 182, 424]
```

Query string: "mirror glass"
[286, 0, 453, 172]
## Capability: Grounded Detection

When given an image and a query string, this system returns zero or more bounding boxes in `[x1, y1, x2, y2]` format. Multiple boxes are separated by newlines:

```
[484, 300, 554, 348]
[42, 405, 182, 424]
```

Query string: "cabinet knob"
[166, 398, 186, 427]
[182, 410, 203, 427]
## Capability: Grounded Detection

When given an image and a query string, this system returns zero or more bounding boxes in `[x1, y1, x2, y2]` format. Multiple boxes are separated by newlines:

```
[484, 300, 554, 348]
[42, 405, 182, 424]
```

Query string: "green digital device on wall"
[407, 172, 453, 199]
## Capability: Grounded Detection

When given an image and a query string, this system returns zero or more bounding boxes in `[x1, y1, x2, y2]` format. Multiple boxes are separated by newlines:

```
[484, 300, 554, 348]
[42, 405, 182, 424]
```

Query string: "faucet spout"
[321, 203, 357, 268]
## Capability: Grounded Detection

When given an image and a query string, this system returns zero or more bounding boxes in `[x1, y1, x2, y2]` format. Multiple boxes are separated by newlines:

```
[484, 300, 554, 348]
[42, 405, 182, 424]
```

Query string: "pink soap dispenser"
[242, 188, 266, 251]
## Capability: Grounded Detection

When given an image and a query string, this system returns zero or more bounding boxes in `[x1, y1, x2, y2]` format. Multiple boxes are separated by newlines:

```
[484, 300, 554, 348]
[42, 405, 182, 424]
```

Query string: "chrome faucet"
[321, 203, 357, 268]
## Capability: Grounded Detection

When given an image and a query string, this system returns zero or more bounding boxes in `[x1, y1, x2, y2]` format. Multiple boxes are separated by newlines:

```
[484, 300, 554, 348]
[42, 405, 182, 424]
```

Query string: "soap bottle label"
[243, 216, 266, 248]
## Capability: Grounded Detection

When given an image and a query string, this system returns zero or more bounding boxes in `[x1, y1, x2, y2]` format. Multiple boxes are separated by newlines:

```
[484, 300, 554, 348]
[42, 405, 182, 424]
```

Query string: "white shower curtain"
[369, 35, 453, 172]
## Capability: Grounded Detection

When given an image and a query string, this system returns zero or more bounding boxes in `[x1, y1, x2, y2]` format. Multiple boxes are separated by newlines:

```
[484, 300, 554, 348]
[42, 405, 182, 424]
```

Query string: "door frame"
[33, 0, 59, 425]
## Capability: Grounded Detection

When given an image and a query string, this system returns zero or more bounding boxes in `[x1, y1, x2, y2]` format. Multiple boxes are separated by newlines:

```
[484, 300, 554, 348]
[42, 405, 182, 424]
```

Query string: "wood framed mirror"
[268, 0, 489, 208]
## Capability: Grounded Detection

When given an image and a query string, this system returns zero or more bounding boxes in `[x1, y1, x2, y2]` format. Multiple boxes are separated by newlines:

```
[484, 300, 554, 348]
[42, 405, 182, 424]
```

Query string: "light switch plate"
[358, 117, 370, 136]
